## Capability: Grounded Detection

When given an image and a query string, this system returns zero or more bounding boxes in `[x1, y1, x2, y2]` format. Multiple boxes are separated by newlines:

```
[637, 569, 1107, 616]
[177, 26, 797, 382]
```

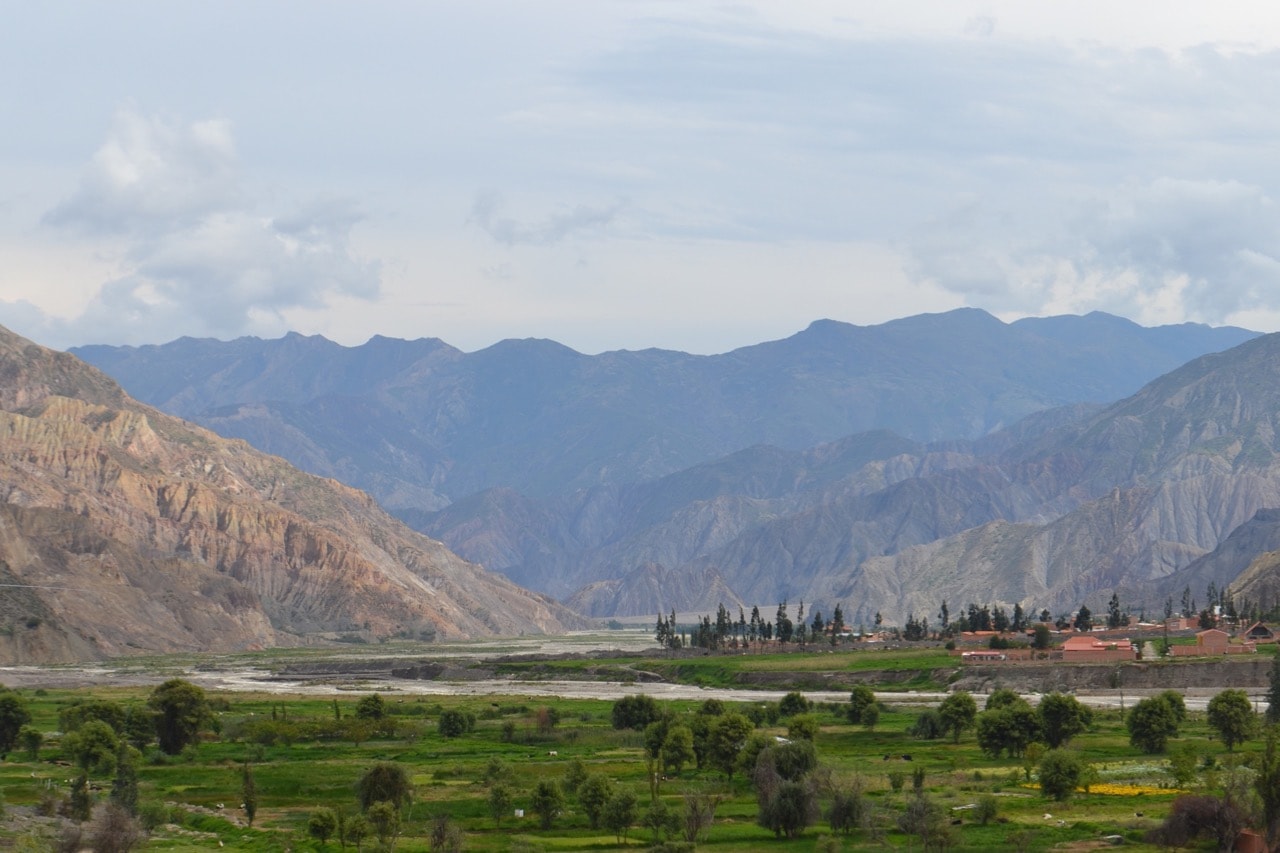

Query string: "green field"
[0, 647, 1273, 851]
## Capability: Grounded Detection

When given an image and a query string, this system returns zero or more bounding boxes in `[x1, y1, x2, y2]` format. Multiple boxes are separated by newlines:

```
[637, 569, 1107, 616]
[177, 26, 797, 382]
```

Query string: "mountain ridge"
[72, 309, 1257, 509]
[0, 325, 585, 663]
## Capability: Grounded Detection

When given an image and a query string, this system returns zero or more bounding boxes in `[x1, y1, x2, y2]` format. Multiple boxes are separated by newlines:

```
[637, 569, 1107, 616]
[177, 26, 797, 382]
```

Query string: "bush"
[778, 692, 812, 717]
[1037, 750, 1084, 801]
[612, 695, 662, 730]
[89, 802, 141, 853]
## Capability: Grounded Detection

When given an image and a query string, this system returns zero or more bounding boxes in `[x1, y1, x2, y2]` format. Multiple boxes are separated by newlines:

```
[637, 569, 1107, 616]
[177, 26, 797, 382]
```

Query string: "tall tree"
[830, 604, 845, 645]
[1127, 694, 1182, 754]
[937, 692, 977, 743]
[1206, 689, 1255, 751]
[242, 763, 258, 826]
[1107, 593, 1124, 629]
[1267, 653, 1280, 725]
[0, 692, 31, 759]
[147, 679, 211, 755]
[1038, 693, 1092, 748]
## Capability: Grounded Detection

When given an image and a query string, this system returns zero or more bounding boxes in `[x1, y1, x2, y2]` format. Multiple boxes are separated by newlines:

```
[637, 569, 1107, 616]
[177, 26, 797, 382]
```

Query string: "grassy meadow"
[0, 645, 1272, 851]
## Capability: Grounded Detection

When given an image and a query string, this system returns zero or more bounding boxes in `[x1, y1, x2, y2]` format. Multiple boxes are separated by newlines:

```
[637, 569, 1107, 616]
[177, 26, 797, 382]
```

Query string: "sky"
[3, 1, 1280, 355]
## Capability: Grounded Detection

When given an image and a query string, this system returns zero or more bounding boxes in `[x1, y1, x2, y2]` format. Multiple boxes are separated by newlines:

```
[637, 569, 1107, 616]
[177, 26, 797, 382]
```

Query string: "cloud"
[906, 177, 1280, 326]
[34, 108, 379, 344]
[44, 109, 241, 236]
[469, 191, 624, 246]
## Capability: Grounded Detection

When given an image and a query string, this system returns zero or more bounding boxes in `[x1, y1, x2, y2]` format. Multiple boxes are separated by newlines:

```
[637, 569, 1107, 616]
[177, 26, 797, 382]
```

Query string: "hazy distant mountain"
[421, 331, 1280, 624]
[73, 309, 1256, 510]
[0, 326, 583, 663]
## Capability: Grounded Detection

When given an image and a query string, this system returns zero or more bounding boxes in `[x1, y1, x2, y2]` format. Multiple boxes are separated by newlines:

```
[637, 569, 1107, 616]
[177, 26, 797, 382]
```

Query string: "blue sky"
[3, 1, 1280, 353]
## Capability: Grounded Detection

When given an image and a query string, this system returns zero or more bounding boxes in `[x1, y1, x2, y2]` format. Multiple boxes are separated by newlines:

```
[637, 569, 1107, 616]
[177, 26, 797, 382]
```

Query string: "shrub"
[1037, 750, 1084, 801]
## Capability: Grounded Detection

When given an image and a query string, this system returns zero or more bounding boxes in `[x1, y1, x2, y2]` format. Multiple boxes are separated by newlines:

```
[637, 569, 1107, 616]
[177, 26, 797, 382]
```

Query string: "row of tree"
[655, 601, 849, 651]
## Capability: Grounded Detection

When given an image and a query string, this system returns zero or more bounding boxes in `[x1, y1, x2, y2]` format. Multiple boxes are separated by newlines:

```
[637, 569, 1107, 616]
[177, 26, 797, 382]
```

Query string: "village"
[956, 614, 1275, 663]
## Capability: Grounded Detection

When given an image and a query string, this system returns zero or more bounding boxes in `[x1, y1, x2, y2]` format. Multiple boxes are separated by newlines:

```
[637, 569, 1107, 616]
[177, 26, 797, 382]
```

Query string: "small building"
[960, 650, 1007, 662]
[1241, 621, 1276, 643]
[1061, 636, 1137, 662]
[1169, 628, 1256, 656]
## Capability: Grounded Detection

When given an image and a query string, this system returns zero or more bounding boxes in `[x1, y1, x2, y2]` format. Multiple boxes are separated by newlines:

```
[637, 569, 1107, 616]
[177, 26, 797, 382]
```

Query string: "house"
[1061, 636, 1137, 662]
[1241, 621, 1276, 643]
[1169, 628, 1256, 656]
[960, 650, 1007, 662]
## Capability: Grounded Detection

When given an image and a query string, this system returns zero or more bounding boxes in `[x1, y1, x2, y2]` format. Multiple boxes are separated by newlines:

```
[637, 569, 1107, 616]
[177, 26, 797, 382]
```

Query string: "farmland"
[0, 639, 1276, 851]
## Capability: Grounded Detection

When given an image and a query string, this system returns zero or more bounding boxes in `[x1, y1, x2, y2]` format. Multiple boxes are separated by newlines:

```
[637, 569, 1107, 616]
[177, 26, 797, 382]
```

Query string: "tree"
[1206, 689, 1255, 751]
[682, 791, 722, 844]
[1107, 593, 1124, 629]
[578, 774, 614, 829]
[1258, 726, 1280, 849]
[611, 694, 661, 730]
[18, 725, 41, 761]
[437, 709, 471, 738]
[707, 712, 755, 781]
[788, 714, 820, 742]
[1127, 694, 1182, 754]
[110, 745, 139, 816]
[975, 793, 999, 826]
[779, 691, 811, 718]
[660, 725, 695, 776]
[757, 779, 819, 839]
[0, 692, 31, 759]
[976, 702, 1041, 758]
[1073, 605, 1093, 632]
[69, 773, 92, 822]
[643, 798, 681, 844]
[898, 793, 954, 851]
[827, 779, 866, 836]
[90, 801, 142, 853]
[64, 719, 120, 775]
[847, 685, 876, 725]
[937, 692, 977, 743]
[530, 780, 565, 830]
[354, 694, 386, 721]
[60, 700, 127, 735]
[985, 688, 1024, 711]
[147, 679, 211, 755]
[428, 815, 463, 853]
[308, 809, 339, 848]
[356, 762, 412, 813]
[1038, 693, 1092, 748]
[1031, 623, 1052, 650]
[242, 763, 258, 826]
[909, 709, 947, 740]
[487, 783, 512, 828]
[344, 814, 369, 851]
[366, 801, 400, 848]
[603, 790, 638, 843]
[1037, 749, 1084, 801]
[1267, 653, 1280, 725]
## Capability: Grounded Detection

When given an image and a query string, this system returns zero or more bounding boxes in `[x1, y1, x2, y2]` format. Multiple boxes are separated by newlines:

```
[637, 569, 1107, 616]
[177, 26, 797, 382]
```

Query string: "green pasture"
[0, 645, 1274, 851]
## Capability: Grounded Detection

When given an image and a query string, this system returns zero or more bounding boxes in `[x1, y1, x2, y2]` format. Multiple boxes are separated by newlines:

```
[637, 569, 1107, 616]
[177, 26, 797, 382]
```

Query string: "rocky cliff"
[0, 327, 585, 663]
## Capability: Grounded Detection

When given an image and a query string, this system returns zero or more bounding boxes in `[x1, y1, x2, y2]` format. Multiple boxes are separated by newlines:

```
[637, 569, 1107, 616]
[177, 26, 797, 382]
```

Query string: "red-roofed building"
[1061, 635, 1137, 662]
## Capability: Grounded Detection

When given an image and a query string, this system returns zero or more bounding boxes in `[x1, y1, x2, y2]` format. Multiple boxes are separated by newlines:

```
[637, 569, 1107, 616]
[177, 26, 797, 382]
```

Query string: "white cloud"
[45, 109, 240, 235]
[26, 108, 379, 345]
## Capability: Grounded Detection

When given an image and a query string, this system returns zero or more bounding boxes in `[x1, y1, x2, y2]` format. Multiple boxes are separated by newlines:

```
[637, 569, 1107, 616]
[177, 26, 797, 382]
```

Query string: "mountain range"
[0, 326, 583, 664]
[69, 309, 1280, 627]
[73, 309, 1255, 510]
